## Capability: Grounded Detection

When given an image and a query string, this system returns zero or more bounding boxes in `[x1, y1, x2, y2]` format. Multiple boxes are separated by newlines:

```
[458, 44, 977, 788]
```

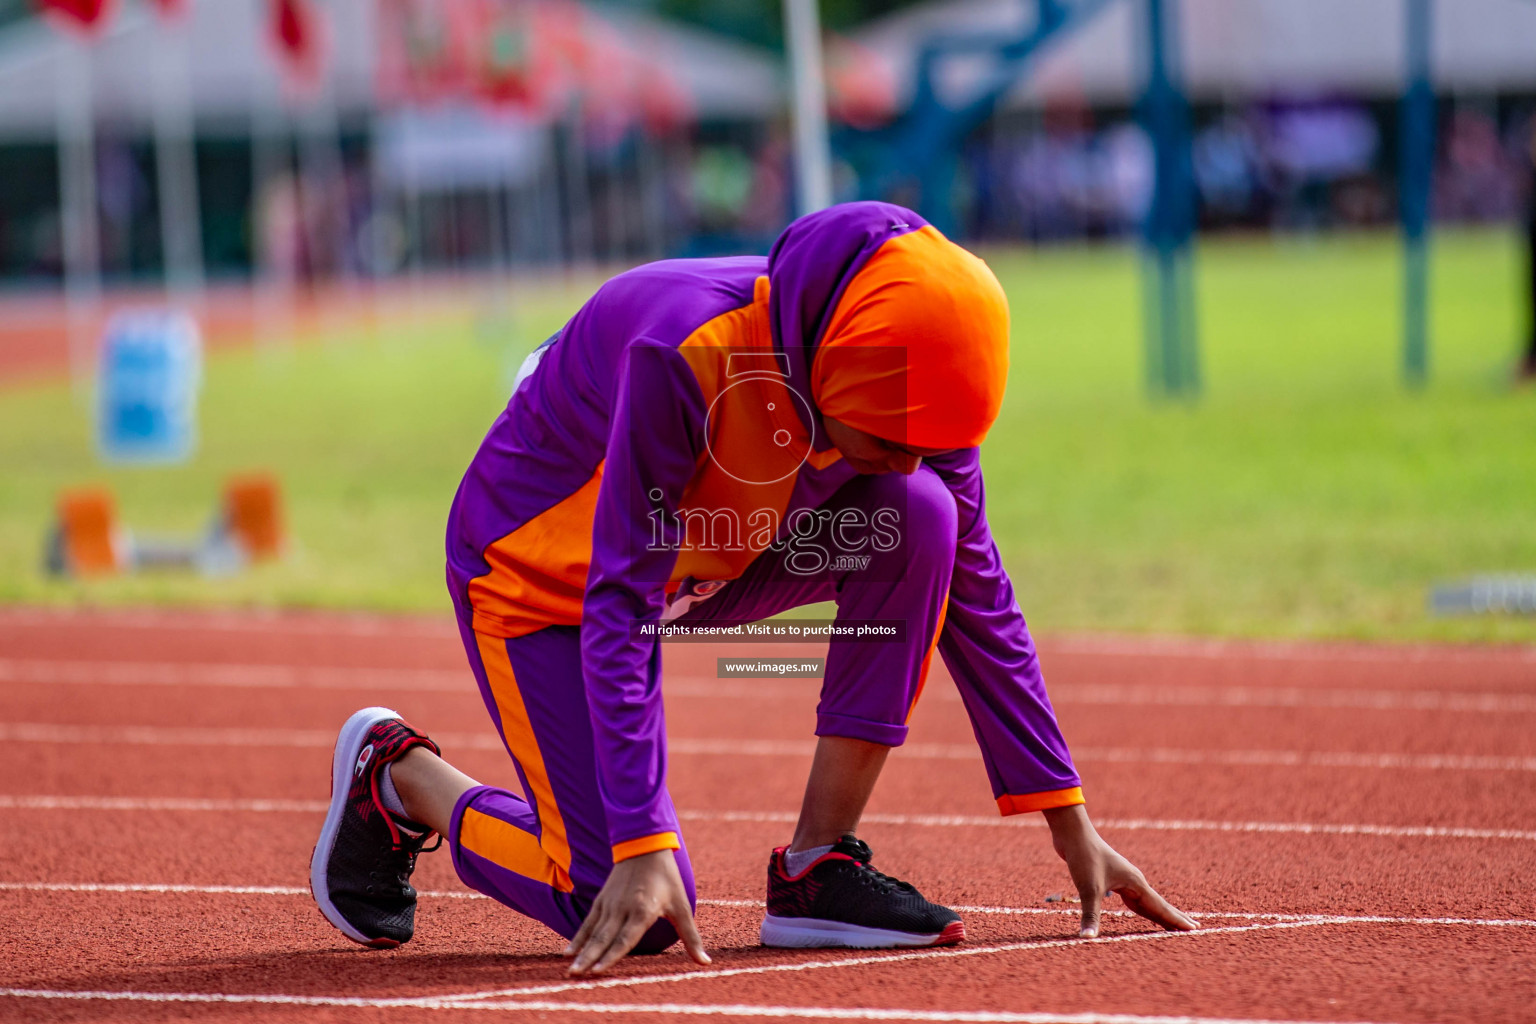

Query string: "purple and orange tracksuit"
[442, 202, 1081, 948]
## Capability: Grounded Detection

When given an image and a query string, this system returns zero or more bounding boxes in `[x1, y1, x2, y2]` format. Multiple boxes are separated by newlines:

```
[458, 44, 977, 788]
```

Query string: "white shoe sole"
[759, 914, 964, 949]
[309, 706, 403, 948]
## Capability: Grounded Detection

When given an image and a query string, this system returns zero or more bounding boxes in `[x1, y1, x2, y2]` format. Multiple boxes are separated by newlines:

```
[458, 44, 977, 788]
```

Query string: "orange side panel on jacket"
[469, 464, 605, 639]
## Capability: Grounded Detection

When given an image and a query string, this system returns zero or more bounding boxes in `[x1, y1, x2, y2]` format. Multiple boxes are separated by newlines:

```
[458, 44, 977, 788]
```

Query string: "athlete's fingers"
[1118, 881, 1198, 932]
[568, 909, 622, 974]
[565, 905, 600, 958]
[571, 927, 621, 975]
[1077, 879, 1103, 938]
[589, 913, 654, 975]
[670, 902, 712, 966]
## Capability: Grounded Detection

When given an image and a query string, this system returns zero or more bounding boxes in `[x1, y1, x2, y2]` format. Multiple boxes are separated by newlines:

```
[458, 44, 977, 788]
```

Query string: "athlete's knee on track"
[869, 465, 957, 571]
[629, 918, 682, 955]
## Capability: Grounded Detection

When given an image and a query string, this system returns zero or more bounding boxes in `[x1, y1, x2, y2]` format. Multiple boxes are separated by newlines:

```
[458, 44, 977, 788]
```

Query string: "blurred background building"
[0, 0, 1532, 289]
[4, 0, 1532, 639]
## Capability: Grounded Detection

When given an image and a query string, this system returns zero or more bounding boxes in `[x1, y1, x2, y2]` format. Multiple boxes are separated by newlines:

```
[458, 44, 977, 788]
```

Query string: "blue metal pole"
[1139, 0, 1198, 397]
[1400, 0, 1433, 387]
[890, 0, 1113, 235]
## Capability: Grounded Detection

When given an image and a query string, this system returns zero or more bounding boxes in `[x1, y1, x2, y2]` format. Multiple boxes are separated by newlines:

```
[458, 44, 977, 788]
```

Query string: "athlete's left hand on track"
[565, 849, 711, 976]
[1043, 803, 1198, 939]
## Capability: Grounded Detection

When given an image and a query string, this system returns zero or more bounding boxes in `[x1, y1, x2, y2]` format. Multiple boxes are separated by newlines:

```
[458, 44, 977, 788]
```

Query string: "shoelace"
[851, 860, 918, 895]
[369, 831, 442, 895]
[838, 839, 918, 896]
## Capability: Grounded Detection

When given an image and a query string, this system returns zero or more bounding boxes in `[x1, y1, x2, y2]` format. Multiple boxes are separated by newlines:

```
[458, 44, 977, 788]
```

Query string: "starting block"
[50, 488, 127, 575]
[47, 474, 286, 578]
[221, 473, 285, 561]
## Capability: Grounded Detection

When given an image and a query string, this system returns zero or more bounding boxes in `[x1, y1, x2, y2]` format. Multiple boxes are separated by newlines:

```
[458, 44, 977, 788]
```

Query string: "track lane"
[3, 802, 1534, 923]
[2, 895, 1532, 1023]
[5, 681, 1535, 761]
[4, 610, 1535, 1023]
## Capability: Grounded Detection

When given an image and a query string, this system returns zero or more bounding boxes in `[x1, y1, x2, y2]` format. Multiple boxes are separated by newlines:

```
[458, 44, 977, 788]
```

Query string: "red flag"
[35, 0, 117, 34]
[149, 0, 188, 20]
[268, 0, 326, 88]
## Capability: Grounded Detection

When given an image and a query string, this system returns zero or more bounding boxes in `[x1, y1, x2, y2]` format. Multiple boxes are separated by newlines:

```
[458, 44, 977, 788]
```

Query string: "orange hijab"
[809, 224, 1009, 450]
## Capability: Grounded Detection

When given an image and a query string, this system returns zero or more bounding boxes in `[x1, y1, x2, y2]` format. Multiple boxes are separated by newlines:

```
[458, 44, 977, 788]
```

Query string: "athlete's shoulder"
[608, 254, 766, 289]
[579, 255, 767, 348]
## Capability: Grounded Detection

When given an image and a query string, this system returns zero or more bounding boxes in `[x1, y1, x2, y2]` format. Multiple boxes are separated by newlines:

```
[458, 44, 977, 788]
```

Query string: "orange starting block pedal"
[220, 473, 286, 562]
[53, 487, 126, 575]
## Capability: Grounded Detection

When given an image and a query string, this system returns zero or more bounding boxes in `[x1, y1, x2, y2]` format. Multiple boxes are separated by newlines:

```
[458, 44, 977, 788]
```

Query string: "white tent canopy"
[850, 0, 1536, 111]
[0, 0, 783, 141]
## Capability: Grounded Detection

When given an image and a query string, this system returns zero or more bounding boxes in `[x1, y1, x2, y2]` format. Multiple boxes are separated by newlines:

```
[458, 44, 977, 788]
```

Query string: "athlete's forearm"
[581, 341, 705, 853]
[924, 449, 1081, 804]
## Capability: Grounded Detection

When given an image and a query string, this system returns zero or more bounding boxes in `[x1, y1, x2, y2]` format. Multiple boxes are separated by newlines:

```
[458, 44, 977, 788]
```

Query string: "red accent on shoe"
[933, 919, 966, 946]
[359, 721, 439, 851]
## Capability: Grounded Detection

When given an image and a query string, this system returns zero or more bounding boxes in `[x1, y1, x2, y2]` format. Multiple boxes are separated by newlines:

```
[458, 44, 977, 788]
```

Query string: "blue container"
[97, 310, 202, 463]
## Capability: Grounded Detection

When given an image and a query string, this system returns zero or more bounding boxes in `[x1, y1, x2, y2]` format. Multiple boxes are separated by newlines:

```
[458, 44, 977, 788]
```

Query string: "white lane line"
[671, 738, 1536, 773]
[0, 987, 436, 1009]
[5, 882, 1532, 932]
[3, 794, 1531, 842]
[443, 1003, 1417, 1023]
[0, 795, 330, 812]
[6, 658, 1535, 716]
[1048, 683, 1536, 715]
[1047, 633, 1536, 665]
[3, 721, 1531, 774]
[664, 678, 1536, 714]
[0, 881, 314, 896]
[0, 921, 1340, 1012]
[679, 809, 1536, 843]
[0, 987, 1421, 1024]
[0, 881, 473, 900]
[0, 659, 468, 693]
[1070, 747, 1536, 772]
[698, 899, 1536, 930]
[0, 721, 508, 750]
[433, 920, 1339, 1003]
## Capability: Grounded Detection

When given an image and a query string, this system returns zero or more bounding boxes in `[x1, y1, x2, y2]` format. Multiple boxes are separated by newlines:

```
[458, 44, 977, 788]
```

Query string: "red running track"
[1, 607, 1534, 1024]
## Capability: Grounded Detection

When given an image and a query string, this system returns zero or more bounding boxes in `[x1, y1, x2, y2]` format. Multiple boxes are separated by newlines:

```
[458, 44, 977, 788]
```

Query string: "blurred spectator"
[988, 118, 1148, 241]
[1438, 108, 1518, 223]
[689, 144, 754, 229]
[258, 173, 305, 286]
[1011, 123, 1082, 241]
[96, 138, 148, 278]
[1194, 116, 1260, 222]
[1262, 99, 1379, 230]
[739, 128, 790, 235]
[1098, 123, 1153, 235]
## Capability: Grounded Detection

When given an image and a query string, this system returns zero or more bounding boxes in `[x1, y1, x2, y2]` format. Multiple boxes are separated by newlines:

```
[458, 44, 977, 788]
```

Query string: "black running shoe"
[310, 707, 441, 948]
[760, 836, 964, 948]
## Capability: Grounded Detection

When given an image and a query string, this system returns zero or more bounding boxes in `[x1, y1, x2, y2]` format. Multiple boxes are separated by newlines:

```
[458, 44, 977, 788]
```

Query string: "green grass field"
[2, 229, 1533, 643]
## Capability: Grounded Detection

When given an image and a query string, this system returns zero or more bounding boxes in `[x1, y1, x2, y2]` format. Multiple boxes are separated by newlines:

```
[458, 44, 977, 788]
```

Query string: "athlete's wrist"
[1042, 803, 1099, 856]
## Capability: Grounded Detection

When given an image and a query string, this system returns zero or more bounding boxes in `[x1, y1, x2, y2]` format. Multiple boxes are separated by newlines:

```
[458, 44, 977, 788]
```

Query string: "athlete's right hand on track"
[1043, 803, 1198, 939]
[565, 849, 711, 975]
